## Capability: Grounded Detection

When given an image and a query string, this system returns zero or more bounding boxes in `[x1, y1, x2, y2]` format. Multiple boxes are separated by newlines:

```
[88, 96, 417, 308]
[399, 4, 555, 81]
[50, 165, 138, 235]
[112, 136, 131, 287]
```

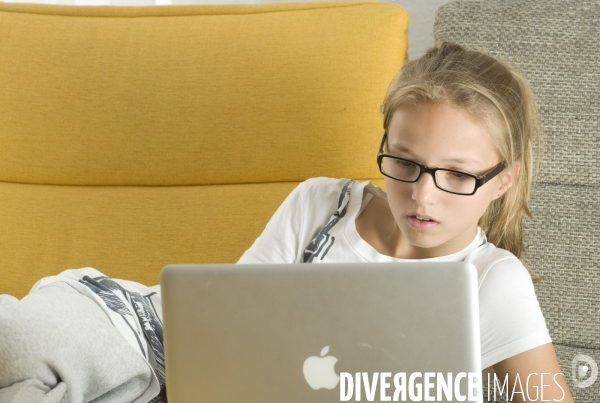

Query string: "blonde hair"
[382, 42, 543, 278]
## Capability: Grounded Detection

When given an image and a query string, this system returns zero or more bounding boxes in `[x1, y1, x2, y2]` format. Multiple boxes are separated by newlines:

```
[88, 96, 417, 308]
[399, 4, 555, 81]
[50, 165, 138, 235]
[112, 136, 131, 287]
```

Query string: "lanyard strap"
[303, 179, 356, 263]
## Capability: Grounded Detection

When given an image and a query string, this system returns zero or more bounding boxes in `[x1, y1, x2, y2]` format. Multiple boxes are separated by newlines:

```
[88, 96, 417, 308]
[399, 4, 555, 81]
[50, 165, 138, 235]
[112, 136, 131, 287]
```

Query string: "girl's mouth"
[407, 214, 438, 229]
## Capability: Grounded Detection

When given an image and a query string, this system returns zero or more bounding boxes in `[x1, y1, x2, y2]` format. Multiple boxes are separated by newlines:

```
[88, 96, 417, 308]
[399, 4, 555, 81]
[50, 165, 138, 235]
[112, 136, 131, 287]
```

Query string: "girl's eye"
[449, 171, 469, 180]
[397, 160, 416, 168]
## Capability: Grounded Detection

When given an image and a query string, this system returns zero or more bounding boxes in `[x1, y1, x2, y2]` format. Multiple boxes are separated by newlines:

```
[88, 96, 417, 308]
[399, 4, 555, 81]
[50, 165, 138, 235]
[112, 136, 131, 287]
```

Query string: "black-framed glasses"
[377, 133, 507, 196]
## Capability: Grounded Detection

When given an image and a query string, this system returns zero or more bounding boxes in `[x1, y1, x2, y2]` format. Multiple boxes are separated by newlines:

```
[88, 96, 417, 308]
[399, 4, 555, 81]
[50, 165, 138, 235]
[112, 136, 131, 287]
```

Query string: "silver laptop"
[161, 262, 483, 403]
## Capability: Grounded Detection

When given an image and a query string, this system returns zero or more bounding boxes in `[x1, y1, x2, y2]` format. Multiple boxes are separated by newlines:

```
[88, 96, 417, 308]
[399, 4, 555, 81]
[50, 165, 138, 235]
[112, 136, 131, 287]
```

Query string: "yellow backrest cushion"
[0, 1, 407, 297]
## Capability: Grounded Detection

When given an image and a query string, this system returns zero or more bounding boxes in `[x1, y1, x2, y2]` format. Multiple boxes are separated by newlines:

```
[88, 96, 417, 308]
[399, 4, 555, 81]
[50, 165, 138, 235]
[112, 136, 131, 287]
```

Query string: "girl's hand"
[492, 343, 574, 402]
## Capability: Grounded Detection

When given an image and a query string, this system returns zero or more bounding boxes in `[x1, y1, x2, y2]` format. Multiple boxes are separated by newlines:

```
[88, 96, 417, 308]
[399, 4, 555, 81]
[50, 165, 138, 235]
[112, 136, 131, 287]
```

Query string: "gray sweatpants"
[0, 282, 154, 403]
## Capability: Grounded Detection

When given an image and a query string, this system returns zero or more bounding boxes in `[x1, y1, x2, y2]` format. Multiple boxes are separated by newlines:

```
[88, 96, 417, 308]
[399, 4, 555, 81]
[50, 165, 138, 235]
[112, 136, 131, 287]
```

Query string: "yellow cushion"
[0, 1, 406, 298]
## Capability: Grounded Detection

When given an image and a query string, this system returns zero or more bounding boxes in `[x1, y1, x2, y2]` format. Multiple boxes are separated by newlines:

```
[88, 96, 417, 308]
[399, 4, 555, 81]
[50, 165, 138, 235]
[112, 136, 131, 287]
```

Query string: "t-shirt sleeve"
[237, 181, 307, 264]
[478, 257, 552, 370]
[237, 177, 349, 264]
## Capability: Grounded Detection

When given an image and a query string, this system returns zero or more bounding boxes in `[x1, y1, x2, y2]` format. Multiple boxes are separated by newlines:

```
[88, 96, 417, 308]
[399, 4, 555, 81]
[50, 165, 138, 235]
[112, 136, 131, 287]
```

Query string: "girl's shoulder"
[467, 241, 534, 289]
[295, 177, 368, 206]
[297, 176, 356, 193]
[298, 176, 382, 198]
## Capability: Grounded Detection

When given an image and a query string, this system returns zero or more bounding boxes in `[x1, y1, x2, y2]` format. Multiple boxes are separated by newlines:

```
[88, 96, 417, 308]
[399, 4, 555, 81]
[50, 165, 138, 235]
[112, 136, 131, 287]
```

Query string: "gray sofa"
[434, 0, 599, 402]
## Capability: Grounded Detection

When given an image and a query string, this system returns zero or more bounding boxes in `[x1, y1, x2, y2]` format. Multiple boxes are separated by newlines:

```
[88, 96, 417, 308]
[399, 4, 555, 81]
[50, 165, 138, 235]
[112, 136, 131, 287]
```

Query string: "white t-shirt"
[238, 177, 552, 375]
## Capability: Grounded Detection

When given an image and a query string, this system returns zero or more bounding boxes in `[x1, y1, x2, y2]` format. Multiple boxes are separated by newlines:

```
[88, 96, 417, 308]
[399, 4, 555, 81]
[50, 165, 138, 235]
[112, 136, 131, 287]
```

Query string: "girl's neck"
[355, 194, 479, 260]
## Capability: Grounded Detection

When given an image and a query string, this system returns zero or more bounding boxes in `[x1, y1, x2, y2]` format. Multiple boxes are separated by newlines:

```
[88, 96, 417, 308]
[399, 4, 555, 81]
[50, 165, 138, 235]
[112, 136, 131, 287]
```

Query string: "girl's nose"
[411, 172, 438, 205]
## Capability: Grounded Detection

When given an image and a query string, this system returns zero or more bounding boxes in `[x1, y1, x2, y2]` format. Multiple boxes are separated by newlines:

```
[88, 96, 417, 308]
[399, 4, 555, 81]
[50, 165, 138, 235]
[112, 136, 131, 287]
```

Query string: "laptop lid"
[161, 262, 482, 403]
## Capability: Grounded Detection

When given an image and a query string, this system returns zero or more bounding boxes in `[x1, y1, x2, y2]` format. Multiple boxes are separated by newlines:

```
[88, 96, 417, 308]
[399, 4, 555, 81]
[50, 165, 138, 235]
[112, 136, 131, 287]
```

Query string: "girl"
[0, 42, 574, 403]
[238, 42, 574, 403]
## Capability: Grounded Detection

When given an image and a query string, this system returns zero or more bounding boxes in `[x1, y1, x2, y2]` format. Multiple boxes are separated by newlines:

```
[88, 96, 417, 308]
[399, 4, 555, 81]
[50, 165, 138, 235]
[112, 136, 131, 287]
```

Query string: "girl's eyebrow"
[387, 143, 481, 165]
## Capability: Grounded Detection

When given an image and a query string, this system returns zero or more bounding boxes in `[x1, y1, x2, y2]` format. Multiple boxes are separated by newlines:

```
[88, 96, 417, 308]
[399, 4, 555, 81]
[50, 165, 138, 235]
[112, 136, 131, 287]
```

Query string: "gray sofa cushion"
[434, 1, 600, 402]
[527, 184, 599, 346]
[435, 0, 599, 186]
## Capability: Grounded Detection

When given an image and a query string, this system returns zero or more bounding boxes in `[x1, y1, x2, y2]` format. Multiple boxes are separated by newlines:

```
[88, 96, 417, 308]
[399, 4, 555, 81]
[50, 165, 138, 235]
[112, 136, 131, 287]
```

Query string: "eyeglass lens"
[380, 157, 477, 194]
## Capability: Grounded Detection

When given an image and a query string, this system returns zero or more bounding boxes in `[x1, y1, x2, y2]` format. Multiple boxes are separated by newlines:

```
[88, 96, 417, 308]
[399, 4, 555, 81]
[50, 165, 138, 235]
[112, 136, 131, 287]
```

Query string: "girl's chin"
[400, 230, 443, 250]
[399, 224, 456, 252]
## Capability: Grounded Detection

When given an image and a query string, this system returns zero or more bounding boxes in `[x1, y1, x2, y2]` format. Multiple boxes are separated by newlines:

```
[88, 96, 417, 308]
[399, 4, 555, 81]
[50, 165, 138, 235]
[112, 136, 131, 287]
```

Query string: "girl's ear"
[493, 161, 521, 200]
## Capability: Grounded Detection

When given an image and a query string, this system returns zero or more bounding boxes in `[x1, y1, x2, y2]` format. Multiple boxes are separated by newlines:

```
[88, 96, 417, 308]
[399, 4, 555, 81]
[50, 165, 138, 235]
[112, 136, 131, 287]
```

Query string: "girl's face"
[384, 102, 516, 258]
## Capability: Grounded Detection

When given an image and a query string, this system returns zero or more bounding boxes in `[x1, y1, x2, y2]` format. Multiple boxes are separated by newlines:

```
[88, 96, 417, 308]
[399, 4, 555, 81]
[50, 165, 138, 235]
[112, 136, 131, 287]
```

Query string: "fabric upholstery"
[434, 1, 600, 401]
[0, 1, 406, 185]
[0, 0, 405, 297]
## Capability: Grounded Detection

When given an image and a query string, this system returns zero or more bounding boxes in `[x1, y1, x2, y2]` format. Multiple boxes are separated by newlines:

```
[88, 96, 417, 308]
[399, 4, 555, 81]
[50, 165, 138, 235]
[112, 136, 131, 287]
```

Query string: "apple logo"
[302, 345, 340, 390]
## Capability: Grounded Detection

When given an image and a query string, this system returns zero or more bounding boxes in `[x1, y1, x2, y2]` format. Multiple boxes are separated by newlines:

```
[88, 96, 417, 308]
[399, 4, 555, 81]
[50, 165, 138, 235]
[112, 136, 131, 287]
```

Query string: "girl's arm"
[492, 342, 574, 403]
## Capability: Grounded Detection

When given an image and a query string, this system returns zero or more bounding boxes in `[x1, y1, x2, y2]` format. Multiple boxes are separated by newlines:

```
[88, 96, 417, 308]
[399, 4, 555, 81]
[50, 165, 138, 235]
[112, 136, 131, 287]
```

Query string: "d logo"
[572, 354, 598, 389]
